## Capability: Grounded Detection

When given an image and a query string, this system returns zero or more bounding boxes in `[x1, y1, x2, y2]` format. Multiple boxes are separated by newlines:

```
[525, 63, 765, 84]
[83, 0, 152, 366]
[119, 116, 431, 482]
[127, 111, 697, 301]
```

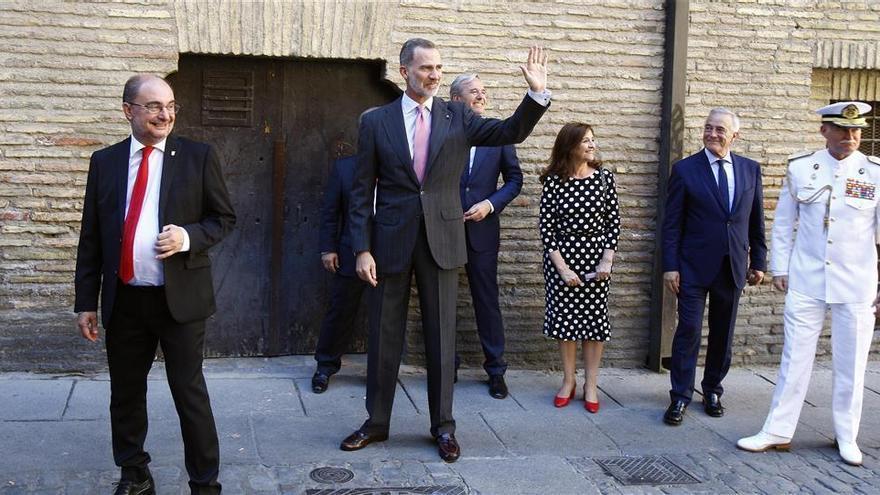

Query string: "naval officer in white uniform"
[737, 101, 880, 466]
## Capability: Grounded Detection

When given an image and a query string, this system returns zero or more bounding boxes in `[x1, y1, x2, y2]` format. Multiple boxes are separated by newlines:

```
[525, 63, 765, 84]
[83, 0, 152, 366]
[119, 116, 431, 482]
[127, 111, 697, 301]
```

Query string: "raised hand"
[520, 46, 549, 93]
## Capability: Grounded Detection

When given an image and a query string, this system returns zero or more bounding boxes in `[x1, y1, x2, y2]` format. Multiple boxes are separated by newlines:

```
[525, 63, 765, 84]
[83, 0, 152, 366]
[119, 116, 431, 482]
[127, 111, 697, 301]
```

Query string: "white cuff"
[527, 88, 552, 107]
[181, 228, 191, 252]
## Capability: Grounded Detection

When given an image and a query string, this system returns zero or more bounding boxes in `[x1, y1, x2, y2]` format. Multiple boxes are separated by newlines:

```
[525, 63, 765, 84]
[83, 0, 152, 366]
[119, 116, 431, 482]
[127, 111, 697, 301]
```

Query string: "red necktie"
[119, 146, 153, 284]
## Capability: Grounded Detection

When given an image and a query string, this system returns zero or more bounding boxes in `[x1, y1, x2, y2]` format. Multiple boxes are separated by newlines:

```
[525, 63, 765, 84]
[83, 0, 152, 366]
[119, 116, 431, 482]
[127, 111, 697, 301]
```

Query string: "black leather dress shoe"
[113, 475, 155, 495]
[702, 393, 724, 417]
[311, 372, 330, 394]
[663, 400, 687, 426]
[340, 429, 388, 451]
[488, 375, 508, 399]
[436, 433, 461, 463]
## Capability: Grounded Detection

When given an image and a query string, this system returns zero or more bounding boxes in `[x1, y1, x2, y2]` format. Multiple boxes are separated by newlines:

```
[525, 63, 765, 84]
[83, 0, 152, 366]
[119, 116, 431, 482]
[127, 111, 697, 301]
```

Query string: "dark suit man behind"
[340, 39, 550, 462]
[661, 108, 767, 426]
[449, 73, 523, 399]
[311, 155, 369, 393]
[75, 75, 235, 494]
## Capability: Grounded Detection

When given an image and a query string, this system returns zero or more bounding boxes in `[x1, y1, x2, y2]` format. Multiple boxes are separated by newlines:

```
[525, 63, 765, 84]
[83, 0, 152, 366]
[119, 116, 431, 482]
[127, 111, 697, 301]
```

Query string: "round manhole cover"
[309, 466, 355, 484]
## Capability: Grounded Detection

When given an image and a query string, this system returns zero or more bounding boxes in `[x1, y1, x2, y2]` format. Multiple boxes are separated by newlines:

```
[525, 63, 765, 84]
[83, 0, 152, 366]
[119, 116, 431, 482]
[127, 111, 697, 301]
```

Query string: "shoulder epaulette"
[867, 156, 880, 166]
[787, 150, 814, 162]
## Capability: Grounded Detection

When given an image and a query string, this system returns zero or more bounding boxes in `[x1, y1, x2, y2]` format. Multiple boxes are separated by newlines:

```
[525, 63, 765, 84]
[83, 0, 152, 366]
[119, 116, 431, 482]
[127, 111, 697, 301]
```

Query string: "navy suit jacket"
[661, 149, 767, 290]
[319, 156, 357, 277]
[460, 145, 522, 253]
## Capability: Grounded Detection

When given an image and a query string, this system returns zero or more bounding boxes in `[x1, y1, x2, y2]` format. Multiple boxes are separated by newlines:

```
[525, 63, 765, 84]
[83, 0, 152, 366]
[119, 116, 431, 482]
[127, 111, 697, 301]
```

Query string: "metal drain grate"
[593, 455, 700, 485]
[304, 486, 467, 495]
[309, 467, 355, 484]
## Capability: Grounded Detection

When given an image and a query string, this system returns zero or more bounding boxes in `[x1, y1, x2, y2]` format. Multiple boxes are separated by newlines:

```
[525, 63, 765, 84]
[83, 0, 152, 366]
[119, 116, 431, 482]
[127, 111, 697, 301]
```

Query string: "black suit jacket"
[350, 95, 547, 274]
[460, 145, 522, 253]
[74, 135, 236, 325]
[319, 155, 357, 277]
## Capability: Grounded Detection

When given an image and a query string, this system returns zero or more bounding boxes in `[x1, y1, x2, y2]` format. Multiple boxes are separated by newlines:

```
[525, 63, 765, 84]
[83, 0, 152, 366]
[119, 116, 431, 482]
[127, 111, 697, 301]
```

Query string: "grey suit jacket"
[349, 95, 547, 274]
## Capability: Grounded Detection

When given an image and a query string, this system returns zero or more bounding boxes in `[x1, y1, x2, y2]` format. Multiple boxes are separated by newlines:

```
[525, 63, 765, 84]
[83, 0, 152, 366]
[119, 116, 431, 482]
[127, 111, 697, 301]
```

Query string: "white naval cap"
[816, 101, 872, 128]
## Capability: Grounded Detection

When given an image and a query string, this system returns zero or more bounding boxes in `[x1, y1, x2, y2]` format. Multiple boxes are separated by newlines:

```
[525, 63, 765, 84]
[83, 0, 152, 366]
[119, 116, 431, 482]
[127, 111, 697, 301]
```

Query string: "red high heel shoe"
[554, 384, 576, 408]
[584, 385, 600, 413]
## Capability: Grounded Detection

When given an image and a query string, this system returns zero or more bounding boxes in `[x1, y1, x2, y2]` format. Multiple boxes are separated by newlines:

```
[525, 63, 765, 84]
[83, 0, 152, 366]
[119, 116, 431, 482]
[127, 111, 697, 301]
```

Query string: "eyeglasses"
[126, 101, 181, 115]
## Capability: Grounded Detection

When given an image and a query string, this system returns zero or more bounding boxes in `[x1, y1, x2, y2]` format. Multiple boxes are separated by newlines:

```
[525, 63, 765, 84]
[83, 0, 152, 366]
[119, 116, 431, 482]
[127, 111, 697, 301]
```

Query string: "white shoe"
[736, 431, 792, 452]
[836, 440, 863, 466]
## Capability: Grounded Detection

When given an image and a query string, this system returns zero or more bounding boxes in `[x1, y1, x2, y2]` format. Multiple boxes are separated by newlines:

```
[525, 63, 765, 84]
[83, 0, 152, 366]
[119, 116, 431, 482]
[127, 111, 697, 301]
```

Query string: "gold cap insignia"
[842, 104, 860, 120]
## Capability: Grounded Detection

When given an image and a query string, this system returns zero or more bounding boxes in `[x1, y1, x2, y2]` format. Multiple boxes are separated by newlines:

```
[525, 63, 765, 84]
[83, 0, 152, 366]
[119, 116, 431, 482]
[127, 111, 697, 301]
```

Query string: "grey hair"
[399, 38, 436, 67]
[707, 107, 741, 132]
[450, 73, 480, 99]
[122, 74, 164, 102]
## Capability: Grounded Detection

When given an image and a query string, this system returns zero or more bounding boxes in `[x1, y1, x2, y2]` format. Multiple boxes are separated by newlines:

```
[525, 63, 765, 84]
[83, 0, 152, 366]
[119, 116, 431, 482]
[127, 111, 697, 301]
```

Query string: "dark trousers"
[456, 247, 507, 376]
[363, 220, 457, 437]
[314, 273, 368, 375]
[107, 284, 221, 493]
[669, 259, 741, 404]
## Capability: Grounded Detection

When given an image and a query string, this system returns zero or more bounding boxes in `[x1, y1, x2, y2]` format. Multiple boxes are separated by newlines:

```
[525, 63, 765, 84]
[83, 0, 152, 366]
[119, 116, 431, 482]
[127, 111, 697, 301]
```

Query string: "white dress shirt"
[401, 93, 433, 159]
[705, 148, 735, 211]
[126, 136, 190, 286]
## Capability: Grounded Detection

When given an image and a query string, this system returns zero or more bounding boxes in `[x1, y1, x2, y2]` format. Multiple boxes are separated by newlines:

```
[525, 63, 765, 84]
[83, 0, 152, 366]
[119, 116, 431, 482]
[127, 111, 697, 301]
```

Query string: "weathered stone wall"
[2, 0, 878, 372]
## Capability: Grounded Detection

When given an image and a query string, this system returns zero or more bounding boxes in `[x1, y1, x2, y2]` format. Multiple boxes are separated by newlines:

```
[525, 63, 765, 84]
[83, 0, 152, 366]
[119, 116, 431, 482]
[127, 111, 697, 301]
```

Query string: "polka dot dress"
[539, 170, 621, 341]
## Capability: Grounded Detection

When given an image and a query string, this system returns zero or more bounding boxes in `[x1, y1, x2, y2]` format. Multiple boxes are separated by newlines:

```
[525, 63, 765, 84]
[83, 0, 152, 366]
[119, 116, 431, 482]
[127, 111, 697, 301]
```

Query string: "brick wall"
[686, 0, 880, 366]
[0, 0, 180, 370]
[2, 0, 878, 372]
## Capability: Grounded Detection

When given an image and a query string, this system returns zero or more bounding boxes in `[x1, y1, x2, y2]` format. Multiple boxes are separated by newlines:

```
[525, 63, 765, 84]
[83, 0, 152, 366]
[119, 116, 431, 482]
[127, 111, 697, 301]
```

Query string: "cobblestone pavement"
[2, 356, 879, 494]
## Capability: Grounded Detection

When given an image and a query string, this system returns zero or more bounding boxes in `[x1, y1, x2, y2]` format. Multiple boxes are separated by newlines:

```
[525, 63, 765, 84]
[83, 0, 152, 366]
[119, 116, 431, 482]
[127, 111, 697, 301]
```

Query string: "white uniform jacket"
[771, 149, 880, 304]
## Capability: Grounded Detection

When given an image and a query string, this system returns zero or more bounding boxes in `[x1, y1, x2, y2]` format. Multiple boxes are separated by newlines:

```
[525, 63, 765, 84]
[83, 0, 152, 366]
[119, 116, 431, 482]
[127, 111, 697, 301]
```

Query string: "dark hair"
[399, 38, 436, 67]
[539, 123, 601, 183]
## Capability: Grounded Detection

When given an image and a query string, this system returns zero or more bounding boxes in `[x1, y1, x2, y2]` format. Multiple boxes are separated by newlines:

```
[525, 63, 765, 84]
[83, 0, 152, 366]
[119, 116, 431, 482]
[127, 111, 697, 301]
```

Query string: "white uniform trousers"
[762, 289, 875, 444]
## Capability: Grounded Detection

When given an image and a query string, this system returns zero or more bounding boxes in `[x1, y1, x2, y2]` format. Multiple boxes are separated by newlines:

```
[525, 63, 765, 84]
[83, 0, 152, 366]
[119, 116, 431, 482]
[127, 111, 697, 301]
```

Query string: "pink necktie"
[412, 105, 429, 183]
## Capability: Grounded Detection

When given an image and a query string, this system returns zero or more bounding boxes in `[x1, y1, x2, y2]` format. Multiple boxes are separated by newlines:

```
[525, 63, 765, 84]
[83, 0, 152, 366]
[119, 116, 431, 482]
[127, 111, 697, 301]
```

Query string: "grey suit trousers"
[363, 220, 458, 437]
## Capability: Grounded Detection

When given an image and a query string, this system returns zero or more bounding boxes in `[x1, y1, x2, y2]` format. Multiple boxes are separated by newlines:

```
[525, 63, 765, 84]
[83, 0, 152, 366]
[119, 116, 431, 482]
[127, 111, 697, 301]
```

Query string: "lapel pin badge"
[171, 150, 176, 157]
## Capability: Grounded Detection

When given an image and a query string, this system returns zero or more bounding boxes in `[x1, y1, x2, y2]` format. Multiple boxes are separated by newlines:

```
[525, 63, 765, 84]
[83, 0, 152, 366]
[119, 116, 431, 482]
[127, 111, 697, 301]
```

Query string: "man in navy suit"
[449, 73, 523, 399]
[311, 154, 369, 393]
[661, 108, 767, 426]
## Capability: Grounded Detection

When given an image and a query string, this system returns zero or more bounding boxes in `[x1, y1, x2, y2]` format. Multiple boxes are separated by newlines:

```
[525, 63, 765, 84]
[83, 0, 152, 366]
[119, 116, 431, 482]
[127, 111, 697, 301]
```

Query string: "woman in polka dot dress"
[538, 123, 621, 413]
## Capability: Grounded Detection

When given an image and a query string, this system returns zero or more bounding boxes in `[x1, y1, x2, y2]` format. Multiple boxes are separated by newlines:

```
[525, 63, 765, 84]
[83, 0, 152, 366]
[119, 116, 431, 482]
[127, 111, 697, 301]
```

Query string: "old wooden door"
[168, 55, 399, 356]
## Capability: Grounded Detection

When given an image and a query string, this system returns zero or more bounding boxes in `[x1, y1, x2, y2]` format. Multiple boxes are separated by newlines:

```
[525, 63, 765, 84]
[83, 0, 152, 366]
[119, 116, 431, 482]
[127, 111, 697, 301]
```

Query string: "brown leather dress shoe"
[340, 429, 388, 451]
[436, 433, 460, 463]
